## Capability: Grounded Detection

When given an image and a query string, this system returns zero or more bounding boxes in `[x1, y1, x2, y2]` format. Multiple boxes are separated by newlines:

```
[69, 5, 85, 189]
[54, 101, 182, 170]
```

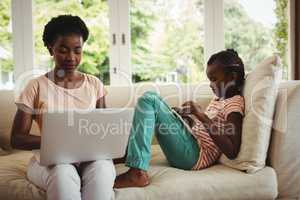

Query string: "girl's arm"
[11, 109, 41, 150]
[196, 112, 242, 159]
[181, 101, 242, 159]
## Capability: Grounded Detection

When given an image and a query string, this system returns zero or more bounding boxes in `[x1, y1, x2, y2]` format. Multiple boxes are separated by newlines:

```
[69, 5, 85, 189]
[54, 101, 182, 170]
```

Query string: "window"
[131, 0, 205, 84]
[224, 0, 288, 78]
[0, 0, 13, 89]
[33, 0, 111, 84]
[3, 0, 290, 89]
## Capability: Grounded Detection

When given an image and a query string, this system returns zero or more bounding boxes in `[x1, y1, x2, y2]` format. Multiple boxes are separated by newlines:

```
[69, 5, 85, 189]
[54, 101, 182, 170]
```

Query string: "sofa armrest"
[268, 81, 300, 199]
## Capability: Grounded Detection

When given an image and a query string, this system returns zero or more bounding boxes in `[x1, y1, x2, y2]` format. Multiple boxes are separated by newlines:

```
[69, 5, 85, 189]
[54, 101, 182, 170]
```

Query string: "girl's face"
[48, 34, 83, 72]
[206, 63, 235, 98]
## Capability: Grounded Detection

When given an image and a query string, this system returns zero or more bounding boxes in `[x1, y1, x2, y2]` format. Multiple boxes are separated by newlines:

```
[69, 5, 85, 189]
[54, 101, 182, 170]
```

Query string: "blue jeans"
[125, 91, 200, 170]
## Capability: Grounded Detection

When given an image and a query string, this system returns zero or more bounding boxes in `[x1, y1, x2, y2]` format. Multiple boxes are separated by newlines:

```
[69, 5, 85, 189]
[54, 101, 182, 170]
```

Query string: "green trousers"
[125, 91, 200, 170]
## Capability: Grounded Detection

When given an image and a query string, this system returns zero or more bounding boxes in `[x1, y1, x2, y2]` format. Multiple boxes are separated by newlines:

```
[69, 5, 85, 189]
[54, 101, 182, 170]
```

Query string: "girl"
[10, 15, 115, 200]
[114, 49, 245, 188]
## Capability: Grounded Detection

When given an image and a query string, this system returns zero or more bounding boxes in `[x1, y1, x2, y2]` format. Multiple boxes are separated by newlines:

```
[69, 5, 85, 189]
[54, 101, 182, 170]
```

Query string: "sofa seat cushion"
[0, 150, 45, 200]
[0, 146, 277, 200]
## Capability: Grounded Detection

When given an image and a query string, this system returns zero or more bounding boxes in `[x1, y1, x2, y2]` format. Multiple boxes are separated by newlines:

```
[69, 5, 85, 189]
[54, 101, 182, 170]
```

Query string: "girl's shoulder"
[226, 94, 244, 102]
[211, 95, 244, 105]
[223, 95, 245, 110]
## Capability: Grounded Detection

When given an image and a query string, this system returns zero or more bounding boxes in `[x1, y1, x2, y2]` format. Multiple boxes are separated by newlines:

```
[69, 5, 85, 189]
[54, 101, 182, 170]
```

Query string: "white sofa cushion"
[0, 145, 278, 200]
[219, 55, 281, 173]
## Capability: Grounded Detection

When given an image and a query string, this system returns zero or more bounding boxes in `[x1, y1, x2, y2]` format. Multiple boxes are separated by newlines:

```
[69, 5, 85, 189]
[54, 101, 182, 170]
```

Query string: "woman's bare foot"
[114, 168, 150, 188]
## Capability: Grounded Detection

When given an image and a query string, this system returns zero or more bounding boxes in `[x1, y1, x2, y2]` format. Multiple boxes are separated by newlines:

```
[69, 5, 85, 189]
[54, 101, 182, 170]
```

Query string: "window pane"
[131, 0, 205, 83]
[224, 0, 288, 78]
[33, 0, 110, 84]
[0, 0, 13, 89]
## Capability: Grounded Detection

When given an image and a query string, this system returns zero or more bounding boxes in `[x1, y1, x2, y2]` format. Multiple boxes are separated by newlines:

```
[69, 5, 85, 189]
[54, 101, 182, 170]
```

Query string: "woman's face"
[206, 63, 234, 98]
[48, 34, 83, 72]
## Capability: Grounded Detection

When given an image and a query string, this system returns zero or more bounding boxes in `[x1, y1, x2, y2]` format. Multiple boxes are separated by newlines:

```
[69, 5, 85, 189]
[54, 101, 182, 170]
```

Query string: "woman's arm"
[96, 96, 106, 108]
[10, 109, 41, 150]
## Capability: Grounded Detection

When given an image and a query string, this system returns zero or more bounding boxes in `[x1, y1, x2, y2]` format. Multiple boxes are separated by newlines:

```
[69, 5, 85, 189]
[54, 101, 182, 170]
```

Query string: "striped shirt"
[191, 95, 245, 170]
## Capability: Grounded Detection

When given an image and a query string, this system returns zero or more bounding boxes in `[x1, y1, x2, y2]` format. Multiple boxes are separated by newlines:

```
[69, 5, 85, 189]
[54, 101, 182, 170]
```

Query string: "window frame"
[108, 0, 131, 85]
[204, 0, 224, 63]
[11, 0, 35, 81]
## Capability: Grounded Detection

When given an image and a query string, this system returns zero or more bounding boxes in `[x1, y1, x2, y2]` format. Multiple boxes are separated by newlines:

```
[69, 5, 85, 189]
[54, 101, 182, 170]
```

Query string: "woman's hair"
[43, 15, 89, 47]
[207, 49, 245, 91]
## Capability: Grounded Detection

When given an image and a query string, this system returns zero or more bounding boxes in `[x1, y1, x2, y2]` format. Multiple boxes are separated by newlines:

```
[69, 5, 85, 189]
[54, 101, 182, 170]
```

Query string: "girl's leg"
[80, 159, 116, 200]
[27, 156, 81, 200]
[125, 91, 199, 171]
[114, 91, 199, 188]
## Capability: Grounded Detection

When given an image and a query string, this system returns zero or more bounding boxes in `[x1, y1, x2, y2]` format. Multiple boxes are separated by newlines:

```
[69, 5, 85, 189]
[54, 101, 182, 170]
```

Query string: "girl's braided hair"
[207, 49, 245, 91]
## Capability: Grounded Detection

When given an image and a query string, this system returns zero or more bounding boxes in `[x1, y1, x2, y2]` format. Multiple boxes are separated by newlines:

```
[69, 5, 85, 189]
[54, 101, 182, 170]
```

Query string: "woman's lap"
[27, 157, 115, 193]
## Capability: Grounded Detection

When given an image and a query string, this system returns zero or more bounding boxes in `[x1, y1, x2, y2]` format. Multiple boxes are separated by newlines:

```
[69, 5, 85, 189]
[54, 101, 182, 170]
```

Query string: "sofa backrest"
[0, 82, 214, 149]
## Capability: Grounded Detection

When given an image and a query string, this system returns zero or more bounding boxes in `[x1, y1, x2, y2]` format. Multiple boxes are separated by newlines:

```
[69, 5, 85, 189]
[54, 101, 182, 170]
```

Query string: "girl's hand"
[181, 101, 203, 115]
[181, 101, 211, 124]
[172, 106, 195, 127]
[171, 106, 182, 114]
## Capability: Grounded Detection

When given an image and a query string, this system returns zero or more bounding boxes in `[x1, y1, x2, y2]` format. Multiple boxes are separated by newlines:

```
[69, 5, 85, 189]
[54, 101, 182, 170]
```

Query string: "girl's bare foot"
[114, 168, 150, 188]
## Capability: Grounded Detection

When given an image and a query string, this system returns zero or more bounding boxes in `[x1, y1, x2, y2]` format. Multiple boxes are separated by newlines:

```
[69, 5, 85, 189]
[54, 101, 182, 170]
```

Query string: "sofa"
[1, 81, 300, 200]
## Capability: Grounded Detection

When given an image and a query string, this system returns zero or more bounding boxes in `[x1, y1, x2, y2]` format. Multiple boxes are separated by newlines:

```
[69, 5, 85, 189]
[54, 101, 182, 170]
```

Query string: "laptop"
[40, 108, 134, 166]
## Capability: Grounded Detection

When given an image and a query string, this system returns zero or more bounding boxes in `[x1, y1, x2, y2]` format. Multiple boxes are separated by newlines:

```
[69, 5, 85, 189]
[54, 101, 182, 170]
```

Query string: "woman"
[10, 15, 115, 200]
[114, 49, 245, 188]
